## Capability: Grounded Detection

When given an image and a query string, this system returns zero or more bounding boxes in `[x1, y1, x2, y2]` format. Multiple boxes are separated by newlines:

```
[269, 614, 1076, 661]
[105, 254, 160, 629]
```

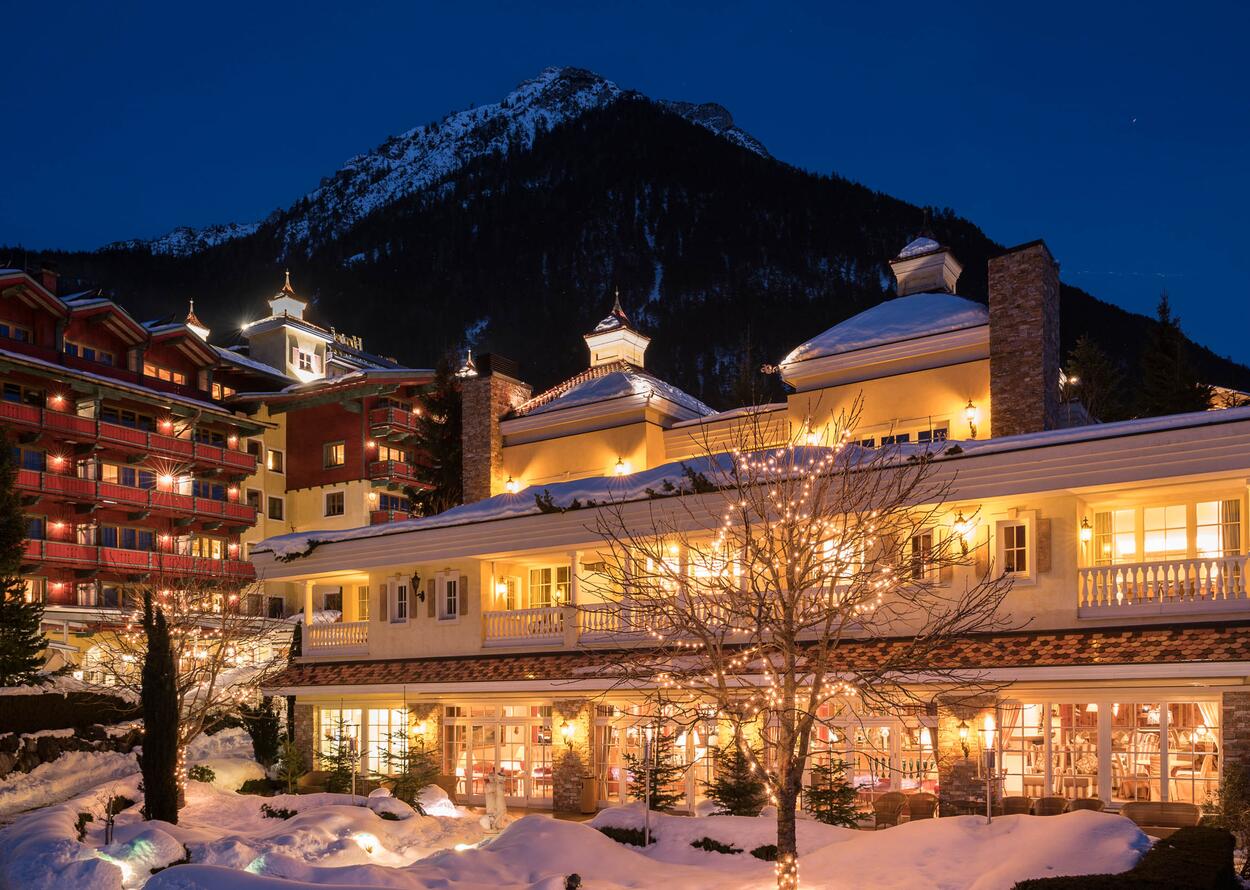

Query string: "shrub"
[107, 795, 135, 815]
[238, 778, 283, 797]
[187, 764, 216, 784]
[239, 697, 282, 768]
[596, 825, 655, 847]
[276, 738, 307, 794]
[565, 875, 582, 890]
[703, 744, 766, 816]
[377, 811, 401, 821]
[1012, 825, 1236, 889]
[260, 803, 298, 820]
[1203, 761, 1250, 878]
[74, 811, 93, 841]
[690, 836, 742, 855]
[750, 844, 778, 862]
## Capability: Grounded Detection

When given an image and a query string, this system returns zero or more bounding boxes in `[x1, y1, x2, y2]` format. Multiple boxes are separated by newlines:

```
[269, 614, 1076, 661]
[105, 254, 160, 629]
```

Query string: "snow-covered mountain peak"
[108, 67, 767, 257]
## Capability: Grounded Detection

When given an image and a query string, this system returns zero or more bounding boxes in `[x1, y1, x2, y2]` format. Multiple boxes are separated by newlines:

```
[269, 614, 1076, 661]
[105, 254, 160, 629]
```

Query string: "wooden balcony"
[17, 470, 256, 525]
[367, 459, 420, 489]
[0, 402, 256, 475]
[1078, 555, 1249, 618]
[22, 539, 255, 581]
[304, 620, 368, 654]
[368, 406, 419, 440]
[483, 606, 566, 647]
[370, 509, 413, 525]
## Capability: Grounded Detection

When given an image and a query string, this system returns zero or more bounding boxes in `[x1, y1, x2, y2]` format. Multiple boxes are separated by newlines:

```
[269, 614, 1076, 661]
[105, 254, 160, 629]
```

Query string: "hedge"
[0, 691, 137, 734]
[1012, 826, 1237, 890]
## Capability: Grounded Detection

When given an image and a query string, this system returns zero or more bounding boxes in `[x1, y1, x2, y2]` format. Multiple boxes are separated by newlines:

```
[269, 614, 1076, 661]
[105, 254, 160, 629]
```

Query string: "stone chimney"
[460, 353, 531, 503]
[988, 240, 1060, 437]
[39, 263, 58, 295]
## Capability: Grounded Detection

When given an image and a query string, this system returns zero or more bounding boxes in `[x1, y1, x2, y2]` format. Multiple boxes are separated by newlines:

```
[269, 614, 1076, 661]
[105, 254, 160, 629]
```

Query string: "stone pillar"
[294, 703, 314, 771]
[1222, 691, 1250, 769]
[935, 695, 999, 816]
[552, 699, 593, 814]
[988, 240, 1060, 438]
[460, 354, 532, 504]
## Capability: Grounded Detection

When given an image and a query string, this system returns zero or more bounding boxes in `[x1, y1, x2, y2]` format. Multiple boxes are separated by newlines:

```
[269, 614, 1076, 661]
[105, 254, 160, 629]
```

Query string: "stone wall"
[461, 367, 532, 504]
[294, 703, 314, 769]
[1222, 690, 1250, 769]
[0, 725, 142, 781]
[988, 240, 1060, 437]
[935, 696, 998, 816]
[552, 699, 593, 813]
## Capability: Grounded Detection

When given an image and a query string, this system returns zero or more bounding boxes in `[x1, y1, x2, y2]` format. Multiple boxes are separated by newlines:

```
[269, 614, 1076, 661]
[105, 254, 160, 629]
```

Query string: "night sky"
[3, 1, 1247, 365]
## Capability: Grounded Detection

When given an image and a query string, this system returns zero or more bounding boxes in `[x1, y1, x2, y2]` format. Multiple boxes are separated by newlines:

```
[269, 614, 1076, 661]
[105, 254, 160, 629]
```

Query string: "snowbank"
[0, 750, 137, 820]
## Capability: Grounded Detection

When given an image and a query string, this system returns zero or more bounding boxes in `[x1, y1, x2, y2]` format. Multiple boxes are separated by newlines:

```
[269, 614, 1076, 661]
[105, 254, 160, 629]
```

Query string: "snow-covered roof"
[896, 236, 942, 259]
[592, 296, 632, 333]
[213, 345, 292, 381]
[783, 293, 989, 365]
[512, 361, 713, 419]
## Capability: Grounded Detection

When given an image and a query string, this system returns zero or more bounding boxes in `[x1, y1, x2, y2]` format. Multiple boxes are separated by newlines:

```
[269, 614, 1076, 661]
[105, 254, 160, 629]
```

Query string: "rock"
[16, 752, 40, 773]
[0, 734, 19, 754]
[76, 724, 108, 742]
[0, 751, 16, 779]
[35, 735, 64, 762]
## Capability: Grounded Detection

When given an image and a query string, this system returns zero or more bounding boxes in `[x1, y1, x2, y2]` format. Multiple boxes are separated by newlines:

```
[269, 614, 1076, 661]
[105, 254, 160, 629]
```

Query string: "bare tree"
[85, 576, 288, 810]
[582, 399, 1015, 890]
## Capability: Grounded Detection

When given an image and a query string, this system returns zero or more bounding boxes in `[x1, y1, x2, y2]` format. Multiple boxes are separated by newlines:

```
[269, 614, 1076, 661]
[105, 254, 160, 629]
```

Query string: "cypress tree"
[139, 590, 180, 823]
[0, 432, 46, 686]
[704, 743, 767, 816]
[407, 355, 462, 516]
[1137, 292, 1213, 417]
[805, 758, 860, 827]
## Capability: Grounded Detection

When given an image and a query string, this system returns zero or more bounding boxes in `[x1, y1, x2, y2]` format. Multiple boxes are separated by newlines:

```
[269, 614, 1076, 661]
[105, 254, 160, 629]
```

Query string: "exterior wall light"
[953, 511, 974, 555]
[561, 720, 575, 747]
[505, 476, 518, 494]
[614, 458, 629, 476]
[957, 720, 970, 759]
[1079, 517, 1092, 543]
[964, 400, 979, 439]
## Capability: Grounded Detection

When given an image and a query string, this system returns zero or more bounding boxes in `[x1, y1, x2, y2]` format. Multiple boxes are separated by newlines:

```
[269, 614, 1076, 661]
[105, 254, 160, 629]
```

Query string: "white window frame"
[909, 528, 939, 582]
[438, 572, 460, 622]
[267, 495, 285, 521]
[266, 448, 284, 473]
[357, 585, 370, 622]
[994, 512, 1037, 584]
[389, 578, 409, 624]
[324, 490, 346, 517]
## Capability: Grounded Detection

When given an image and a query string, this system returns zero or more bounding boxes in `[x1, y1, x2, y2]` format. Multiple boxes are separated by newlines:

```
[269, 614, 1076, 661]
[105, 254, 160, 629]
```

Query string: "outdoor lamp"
[953, 512, 973, 555]
[505, 476, 518, 494]
[412, 572, 424, 601]
[964, 399, 979, 439]
[561, 721, 575, 747]
[1080, 517, 1092, 544]
[614, 457, 628, 476]
[957, 720, 970, 759]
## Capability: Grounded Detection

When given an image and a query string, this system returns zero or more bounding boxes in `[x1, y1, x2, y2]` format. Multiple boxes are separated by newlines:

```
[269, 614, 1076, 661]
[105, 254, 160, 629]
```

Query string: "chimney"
[39, 263, 58, 295]
[460, 353, 531, 503]
[988, 240, 1060, 437]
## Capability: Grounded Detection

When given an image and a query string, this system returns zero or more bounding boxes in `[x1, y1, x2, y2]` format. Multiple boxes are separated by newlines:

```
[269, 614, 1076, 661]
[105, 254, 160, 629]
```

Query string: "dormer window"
[66, 341, 114, 367]
[143, 361, 187, 386]
[0, 322, 31, 343]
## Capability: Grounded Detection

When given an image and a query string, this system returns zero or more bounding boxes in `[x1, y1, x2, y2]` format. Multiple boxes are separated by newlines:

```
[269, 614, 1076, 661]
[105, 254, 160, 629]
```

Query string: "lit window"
[324, 491, 345, 516]
[440, 576, 459, 619]
[1144, 504, 1187, 560]
[318, 708, 361, 763]
[211, 382, 237, 400]
[266, 449, 284, 473]
[528, 566, 571, 608]
[1197, 500, 1241, 559]
[910, 530, 936, 580]
[377, 444, 407, 463]
[366, 708, 409, 774]
[1002, 523, 1028, 574]
[1094, 509, 1137, 565]
[323, 441, 346, 468]
[357, 585, 370, 621]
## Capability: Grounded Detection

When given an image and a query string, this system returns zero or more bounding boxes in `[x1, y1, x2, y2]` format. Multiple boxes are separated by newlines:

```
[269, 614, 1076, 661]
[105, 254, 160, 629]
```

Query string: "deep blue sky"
[3, 1, 1247, 365]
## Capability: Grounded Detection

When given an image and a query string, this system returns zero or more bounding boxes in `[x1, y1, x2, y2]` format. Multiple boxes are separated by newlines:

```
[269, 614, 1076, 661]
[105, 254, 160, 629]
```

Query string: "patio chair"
[1066, 797, 1105, 812]
[872, 791, 907, 829]
[1120, 801, 1202, 839]
[1001, 796, 1033, 815]
[1170, 753, 1218, 804]
[1032, 796, 1068, 816]
[905, 792, 937, 821]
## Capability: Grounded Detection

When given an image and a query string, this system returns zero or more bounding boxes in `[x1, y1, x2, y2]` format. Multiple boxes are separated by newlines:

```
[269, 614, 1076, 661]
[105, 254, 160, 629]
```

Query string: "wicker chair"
[1001, 796, 1033, 815]
[1032, 796, 1068, 816]
[1066, 797, 1105, 812]
[872, 791, 908, 829]
[1120, 801, 1202, 838]
[905, 792, 937, 821]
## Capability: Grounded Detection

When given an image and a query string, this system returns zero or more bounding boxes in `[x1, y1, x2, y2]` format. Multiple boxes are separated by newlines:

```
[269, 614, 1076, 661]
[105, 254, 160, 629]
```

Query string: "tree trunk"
[775, 779, 801, 889]
[140, 592, 180, 824]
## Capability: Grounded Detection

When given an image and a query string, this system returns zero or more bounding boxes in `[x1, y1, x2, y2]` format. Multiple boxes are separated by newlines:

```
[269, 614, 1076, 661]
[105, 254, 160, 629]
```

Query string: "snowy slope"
[107, 67, 769, 257]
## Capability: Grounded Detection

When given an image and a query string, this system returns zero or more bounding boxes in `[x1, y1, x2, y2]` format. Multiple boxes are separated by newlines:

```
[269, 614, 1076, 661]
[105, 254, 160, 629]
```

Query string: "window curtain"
[1197, 701, 1221, 742]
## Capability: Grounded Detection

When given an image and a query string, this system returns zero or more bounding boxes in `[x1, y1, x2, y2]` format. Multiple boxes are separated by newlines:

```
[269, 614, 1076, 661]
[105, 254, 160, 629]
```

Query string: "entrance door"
[459, 708, 554, 808]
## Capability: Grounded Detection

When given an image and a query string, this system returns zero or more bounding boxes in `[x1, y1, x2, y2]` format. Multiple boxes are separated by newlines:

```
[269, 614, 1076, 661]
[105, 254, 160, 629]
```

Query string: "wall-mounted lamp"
[964, 400, 979, 439]
[957, 720, 970, 759]
[1079, 517, 1092, 544]
[561, 720, 575, 748]
[412, 572, 424, 602]
[505, 476, 518, 494]
[953, 511, 974, 555]
[366, 439, 377, 449]
[614, 458, 629, 476]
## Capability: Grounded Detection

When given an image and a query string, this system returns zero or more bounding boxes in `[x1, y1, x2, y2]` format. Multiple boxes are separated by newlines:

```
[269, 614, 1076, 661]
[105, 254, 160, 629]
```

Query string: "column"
[302, 580, 314, 650]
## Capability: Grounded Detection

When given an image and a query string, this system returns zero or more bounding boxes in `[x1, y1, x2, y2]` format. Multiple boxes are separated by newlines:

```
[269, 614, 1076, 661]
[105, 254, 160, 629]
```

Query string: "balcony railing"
[23, 539, 255, 580]
[1078, 555, 1249, 616]
[368, 406, 419, 437]
[304, 620, 369, 654]
[483, 606, 565, 646]
[368, 460, 420, 488]
[0, 402, 256, 474]
[370, 509, 414, 525]
[17, 470, 256, 524]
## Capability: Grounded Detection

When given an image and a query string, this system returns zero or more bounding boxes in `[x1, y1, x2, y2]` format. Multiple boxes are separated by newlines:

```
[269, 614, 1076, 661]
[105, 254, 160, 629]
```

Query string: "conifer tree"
[804, 758, 860, 828]
[240, 695, 282, 767]
[1065, 334, 1128, 422]
[139, 590, 180, 822]
[705, 742, 767, 816]
[374, 729, 441, 812]
[277, 737, 307, 794]
[625, 730, 688, 811]
[407, 355, 462, 516]
[0, 433, 46, 687]
[1137, 292, 1213, 418]
[318, 714, 360, 794]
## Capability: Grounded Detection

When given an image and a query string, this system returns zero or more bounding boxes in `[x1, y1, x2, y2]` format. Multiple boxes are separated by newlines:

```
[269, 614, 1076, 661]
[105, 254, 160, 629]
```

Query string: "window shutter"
[459, 574, 470, 616]
[939, 530, 954, 585]
[974, 528, 990, 578]
[1036, 519, 1051, 574]
[379, 584, 387, 622]
[427, 578, 437, 617]
[290, 345, 299, 366]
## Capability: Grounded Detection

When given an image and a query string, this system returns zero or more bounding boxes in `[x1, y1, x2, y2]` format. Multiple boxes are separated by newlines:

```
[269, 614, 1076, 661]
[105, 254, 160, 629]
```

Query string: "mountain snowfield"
[109, 67, 768, 257]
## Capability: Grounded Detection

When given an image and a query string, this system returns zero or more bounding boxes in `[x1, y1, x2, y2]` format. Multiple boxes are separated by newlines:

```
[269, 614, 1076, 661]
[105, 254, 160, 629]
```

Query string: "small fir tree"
[625, 730, 688, 812]
[704, 742, 767, 816]
[1065, 334, 1128, 422]
[374, 729, 441, 812]
[408, 355, 462, 516]
[276, 737, 307, 794]
[805, 758, 861, 828]
[1138, 292, 1213, 418]
[240, 696, 282, 767]
[139, 590, 180, 822]
[0, 433, 47, 686]
[317, 714, 360, 794]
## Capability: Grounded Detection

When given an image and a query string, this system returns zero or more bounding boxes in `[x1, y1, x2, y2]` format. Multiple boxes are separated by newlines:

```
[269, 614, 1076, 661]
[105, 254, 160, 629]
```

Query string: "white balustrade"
[482, 606, 565, 645]
[304, 620, 369, 652]
[1078, 555, 1248, 615]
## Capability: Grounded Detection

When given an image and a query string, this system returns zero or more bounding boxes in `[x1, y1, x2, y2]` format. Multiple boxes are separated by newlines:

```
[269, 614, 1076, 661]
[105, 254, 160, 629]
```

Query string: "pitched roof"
[264, 621, 1250, 692]
[512, 360, 713, 419]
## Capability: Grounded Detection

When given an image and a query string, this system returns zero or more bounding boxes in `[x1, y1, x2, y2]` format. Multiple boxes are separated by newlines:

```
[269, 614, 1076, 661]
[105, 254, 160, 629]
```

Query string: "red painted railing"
[24, 539, 255, 579]
[16, 471, 257, 524]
